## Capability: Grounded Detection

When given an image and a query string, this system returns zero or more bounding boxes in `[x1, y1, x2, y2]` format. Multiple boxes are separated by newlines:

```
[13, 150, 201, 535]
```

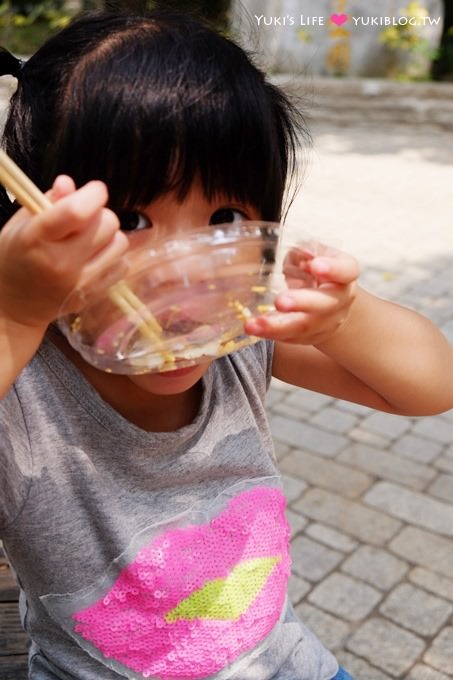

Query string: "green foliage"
[379, 1, 438, 80]
[104, 0, 231, 32]
[0, 1, 76, 53]
[0, 0, 232, 54]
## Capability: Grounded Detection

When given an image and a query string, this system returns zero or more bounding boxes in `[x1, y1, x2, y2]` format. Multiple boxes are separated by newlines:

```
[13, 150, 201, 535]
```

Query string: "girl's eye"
[209, 208, 246, 225]
[117, 210, 151, 232]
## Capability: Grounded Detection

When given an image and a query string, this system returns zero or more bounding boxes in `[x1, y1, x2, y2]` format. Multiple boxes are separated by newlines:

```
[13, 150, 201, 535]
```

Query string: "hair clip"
[0, 47, 25, 80]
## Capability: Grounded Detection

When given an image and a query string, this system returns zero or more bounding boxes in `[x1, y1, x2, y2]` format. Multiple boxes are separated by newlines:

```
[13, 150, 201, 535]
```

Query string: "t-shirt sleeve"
[0, 387, 32, 532]
[227, 340, 274, 405]
[256, 339, 275, 390]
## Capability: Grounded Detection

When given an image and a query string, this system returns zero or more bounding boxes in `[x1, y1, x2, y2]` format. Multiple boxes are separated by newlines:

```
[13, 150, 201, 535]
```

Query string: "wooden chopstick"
[0, 149, 52, 213]
[0, 148, 168, 358]
[109, 281, 175, 364]
[110, 281, 163, 337]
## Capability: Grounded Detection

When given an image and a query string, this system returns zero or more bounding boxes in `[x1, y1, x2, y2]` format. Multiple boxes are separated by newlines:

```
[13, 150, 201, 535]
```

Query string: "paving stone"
[427, 473, 453, 503]
[280, 449, 372, 498]
[310, 407, 358, 434]
[334, 400, 373, 417]
[273, 440, 291, 462]
[305, 523, 358, 553]
[308, 572, 382, 622]
[346, 617, 426, 676]
[284, 389, 334, 412]
[348, 427, 391, 449]
[295, 602, 351, 652]
[291, 535, 343, 582]
[413, 278, 451, 296]
[390, 527, 453, 580]
[342, 545, 408, 590]
[269, 415, 348, 456]
[391, 434, 443, 465]
[335, 651, 393, 680]
[269, 377, 296, 394]
[379, 583, 453, 636]
[409, 567, 453, 603]
[281, 474, 308, 503]
[286, 509, 308, 538]
[441, 410, 453, 424]
[417, 303, 453, 326]
[412, 417, 453, 445]
[360, 411, 412, 439]
[268, 400, 312, 422]
[287, 573, 311, 605]
[365, 482, 453, 538]
[440, 320, 453, 343]
[406, 664, 451, 680]
[339, 444, 436, 491]
[423, 627, 453, 676]
[294, 488, 402, 545]
[265, 388, 285, 408]
[423, 266, 453, 284]
[409, 287, 444, 307]
[434, 456, 453, 475]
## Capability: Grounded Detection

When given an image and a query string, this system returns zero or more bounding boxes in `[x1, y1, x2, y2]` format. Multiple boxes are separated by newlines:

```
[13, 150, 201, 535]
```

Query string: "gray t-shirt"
[0, 337, 338, 680]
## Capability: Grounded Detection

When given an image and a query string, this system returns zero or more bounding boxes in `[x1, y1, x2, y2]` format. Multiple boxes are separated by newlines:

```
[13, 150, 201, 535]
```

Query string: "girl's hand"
[0, 175, 129, 331]
[244, 245, 360, 346]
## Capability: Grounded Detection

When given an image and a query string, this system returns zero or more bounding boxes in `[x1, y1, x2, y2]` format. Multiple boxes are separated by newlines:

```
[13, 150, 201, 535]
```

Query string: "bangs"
[7, 10, 308, 225]
[45, 12, 303, 220]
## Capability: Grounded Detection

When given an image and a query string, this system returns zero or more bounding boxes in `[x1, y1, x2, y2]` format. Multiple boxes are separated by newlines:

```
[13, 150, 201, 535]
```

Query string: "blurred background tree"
[431, 0, 453, 80]
[0, 1, 74, 52]
[1, 0, 450, 79]
[0, 0, 231, 54]
[103, 0, 230, 30]
[378, 1, 439, 80]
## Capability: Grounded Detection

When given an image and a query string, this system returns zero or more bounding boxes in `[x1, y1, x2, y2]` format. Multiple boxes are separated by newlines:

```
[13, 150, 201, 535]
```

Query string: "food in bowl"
[58, 221, 316, 374]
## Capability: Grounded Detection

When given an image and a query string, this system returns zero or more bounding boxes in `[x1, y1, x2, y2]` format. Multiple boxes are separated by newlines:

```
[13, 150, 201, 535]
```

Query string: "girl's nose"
[160, 216, 206, 236]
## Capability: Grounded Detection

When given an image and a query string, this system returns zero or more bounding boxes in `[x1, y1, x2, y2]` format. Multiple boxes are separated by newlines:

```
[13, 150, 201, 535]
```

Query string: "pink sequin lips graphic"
[72, 486, 290, 679]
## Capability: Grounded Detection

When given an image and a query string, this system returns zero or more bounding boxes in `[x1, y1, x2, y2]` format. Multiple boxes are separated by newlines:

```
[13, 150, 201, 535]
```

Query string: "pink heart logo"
[330, 13, 348, 26]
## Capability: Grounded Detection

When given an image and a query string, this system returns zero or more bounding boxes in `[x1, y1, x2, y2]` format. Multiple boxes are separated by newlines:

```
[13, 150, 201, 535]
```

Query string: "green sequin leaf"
[165, 555, 281, 623]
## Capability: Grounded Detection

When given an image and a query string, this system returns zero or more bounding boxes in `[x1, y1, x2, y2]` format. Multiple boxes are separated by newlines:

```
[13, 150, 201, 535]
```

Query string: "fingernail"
[245, 319, 265, 334]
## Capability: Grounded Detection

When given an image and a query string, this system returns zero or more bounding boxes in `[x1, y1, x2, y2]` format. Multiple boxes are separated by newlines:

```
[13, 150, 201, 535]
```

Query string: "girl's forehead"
[149, 178, 208, 203]
[141, 180, 255, 211]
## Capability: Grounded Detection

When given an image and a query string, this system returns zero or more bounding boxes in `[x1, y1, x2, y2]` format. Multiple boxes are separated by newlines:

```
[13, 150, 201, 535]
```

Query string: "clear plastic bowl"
[57, 221, 315, 374]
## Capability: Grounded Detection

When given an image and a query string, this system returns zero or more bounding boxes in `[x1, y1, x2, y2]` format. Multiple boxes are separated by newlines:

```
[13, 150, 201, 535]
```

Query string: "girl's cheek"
[125, 229, 156, 251]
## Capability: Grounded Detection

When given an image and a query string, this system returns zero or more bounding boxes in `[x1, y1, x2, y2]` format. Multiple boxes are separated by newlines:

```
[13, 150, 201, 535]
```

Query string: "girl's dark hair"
[0, 9, 310, 225]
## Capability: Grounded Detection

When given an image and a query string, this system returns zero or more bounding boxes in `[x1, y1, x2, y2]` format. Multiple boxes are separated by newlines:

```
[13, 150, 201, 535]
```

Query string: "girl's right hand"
[0, 175, 129, 331]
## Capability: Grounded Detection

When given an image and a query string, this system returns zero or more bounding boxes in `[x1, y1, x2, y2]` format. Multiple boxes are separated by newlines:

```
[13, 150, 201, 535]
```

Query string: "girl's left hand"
[244, 246, 360, 346]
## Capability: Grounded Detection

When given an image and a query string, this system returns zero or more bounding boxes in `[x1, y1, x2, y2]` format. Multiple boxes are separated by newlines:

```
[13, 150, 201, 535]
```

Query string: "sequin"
[70, 485, 290, 679]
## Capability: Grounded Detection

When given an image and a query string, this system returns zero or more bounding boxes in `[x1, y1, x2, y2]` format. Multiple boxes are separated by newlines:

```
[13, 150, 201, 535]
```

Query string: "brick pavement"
[266, 118, 453, 679]
[0, 75, 453, 678]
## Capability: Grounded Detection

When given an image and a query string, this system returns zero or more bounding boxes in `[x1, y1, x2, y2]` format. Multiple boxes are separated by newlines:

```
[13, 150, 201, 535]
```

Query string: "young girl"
[0, 9, 452, 680]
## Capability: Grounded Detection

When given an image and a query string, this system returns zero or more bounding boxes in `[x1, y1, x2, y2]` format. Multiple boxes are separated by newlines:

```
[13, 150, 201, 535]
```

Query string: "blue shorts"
[332, 668, 356, 680]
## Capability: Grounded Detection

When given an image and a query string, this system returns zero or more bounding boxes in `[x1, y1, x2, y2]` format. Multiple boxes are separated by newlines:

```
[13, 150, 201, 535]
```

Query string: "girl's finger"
[76, 230, 129, 289]
[30, 180, 110, 241]
[274, 284, 354, 314]
[245, 308, 348, 344]
[0, 176, 78, 238]
[309, 252, 361, 285]
[47, 174, 77, 202]
[245, 310, 341, 343]
[64, 207, 122, 260]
